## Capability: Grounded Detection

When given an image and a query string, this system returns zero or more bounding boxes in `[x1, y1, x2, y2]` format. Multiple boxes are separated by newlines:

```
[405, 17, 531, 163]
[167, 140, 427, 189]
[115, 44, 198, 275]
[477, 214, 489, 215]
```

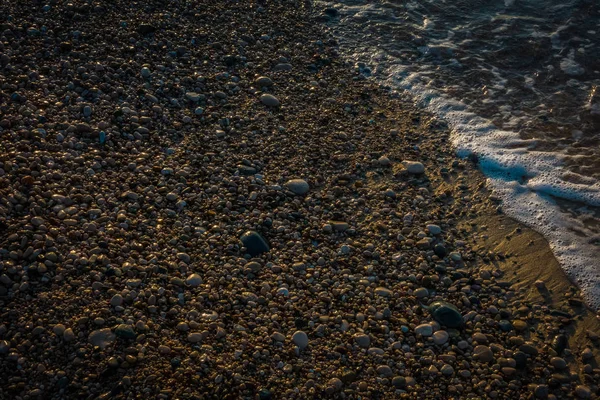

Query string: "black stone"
[224, 55, 237, 66]
[57, 377, 69, 389]
[59, 42, 72, 52]
[137, 24, 156, 35]
[115, 324, 136, 339]
[295, 318, 307, 329]
[429, 301, 463, 328]
[514, 351, 528, 369]
[552, 334, 568, 355]
[434, 243, 447, 257]
[240, 231, 269, 256]
[392, 376, 406, 388]
[324, 8, 339, 17]
[238, 165, 257, 175]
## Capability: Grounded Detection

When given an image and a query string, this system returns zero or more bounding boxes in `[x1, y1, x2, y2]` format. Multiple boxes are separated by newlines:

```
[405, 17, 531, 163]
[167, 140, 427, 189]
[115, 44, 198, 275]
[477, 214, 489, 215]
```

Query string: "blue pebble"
[499, 320, 513, 332]
[99, 131, 106, 144]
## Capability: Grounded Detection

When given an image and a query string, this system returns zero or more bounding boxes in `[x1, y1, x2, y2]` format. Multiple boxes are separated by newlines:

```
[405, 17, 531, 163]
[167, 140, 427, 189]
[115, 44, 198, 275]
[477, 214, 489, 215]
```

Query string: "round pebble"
[292, 331, 309, 349]
[260, 94, 280, 107]
[285, 179, 310, 195]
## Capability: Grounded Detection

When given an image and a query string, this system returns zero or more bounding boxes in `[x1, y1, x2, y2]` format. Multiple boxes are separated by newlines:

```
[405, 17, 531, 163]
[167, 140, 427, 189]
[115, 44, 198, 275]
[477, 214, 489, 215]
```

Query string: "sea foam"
[318, 0, 600, 309]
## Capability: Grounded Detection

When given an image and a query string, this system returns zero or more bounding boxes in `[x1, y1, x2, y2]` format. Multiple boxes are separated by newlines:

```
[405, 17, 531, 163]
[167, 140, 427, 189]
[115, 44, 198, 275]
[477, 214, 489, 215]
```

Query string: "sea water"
[315, 0, 600, 308]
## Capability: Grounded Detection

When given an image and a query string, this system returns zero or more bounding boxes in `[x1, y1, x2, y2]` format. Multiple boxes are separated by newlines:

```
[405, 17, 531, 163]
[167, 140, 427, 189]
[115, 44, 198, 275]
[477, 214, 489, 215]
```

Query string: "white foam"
[318, 0, 600, 309]
[395, 70, 600, 309]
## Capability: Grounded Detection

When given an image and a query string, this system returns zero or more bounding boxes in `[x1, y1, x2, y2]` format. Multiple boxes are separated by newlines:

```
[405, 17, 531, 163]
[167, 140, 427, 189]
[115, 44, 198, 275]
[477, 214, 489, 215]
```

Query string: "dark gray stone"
[240, 231, 269, 256]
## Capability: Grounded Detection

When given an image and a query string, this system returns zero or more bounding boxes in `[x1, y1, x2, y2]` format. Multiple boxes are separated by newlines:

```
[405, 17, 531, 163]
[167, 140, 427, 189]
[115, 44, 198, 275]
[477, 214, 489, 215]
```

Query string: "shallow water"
[316, 0, 600, 308]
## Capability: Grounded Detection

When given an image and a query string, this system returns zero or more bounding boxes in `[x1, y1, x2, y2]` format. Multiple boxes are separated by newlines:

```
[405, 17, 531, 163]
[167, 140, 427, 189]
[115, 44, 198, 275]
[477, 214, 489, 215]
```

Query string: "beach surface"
[0, 0, 598, 398]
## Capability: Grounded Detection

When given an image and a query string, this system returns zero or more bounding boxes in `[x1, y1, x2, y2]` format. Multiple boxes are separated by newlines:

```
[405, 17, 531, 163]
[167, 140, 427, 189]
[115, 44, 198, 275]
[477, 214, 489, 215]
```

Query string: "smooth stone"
[255, 76, 273, 86]
[427, 224, 441, 235]
[440, 364, 454, 376]
[582, 347, 593, 360]
[473, 345, 494, 363]
[552, 334, 568, 354]
[110, 294, 123, 307]
[186, 273, 202, 287]
[240, 231, 270, 256]
[514, 351, 528, 369]
[246, 262, 261, 273]
[260, 94, 280, 107]
[88, 328, 116, 349]
[575, 385, 591, 399]
[550, 357, 567, 370]
[513, 320, 528, 331]
[415, 324, 433, 337]
[376, 365, 393, 377]
[392, 376, 406, 388]
[414, 287, 429, 299]
[432, 330, 449, 345]
[114, 324, 136, 339]
[473, 332, 489, 344]
[499, 320, 513, 332]
[520, 343, 539, 356]
[137, 24, 156, 35]
[374, 287, 392, 297]
[271, 332, 285, 342]
[285, 179, 309, 195]
[53, 324, 66, 336]
[187, 332, 204, 343]
[63, 328, 75, 342]
[166, 193, 178, 201]
[534, 384, 549, 399]
[141, 67, 151, 78]
[353, 333, 370, 348]
[274, 63, 293, 71]
[177, 253, 191, 263]
[367, 347, 385, 355]
[328, 377, 343, 392]
[330, 221, 349, 232]
[434, 243, 447, 257]
[405, 161, 425, 174]
[185, 92, 201, 102]
[292, 331, 309, 349]
[429, 301, 463, 328]
[378, 156, 391, 167]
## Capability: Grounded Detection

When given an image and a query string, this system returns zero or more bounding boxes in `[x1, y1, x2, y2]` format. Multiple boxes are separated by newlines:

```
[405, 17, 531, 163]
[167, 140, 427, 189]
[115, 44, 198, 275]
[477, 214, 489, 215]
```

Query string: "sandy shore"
[0, 0, 598, 398]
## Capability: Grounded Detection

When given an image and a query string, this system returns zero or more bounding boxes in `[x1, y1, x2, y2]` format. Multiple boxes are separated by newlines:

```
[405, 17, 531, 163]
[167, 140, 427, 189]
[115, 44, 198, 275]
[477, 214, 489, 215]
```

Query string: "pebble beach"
[0, 1, 599, 399]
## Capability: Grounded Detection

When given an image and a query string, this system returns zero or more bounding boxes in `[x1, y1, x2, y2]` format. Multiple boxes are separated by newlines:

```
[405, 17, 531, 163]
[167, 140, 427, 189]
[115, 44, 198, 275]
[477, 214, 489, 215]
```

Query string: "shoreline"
[0, 0, 598, 398]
